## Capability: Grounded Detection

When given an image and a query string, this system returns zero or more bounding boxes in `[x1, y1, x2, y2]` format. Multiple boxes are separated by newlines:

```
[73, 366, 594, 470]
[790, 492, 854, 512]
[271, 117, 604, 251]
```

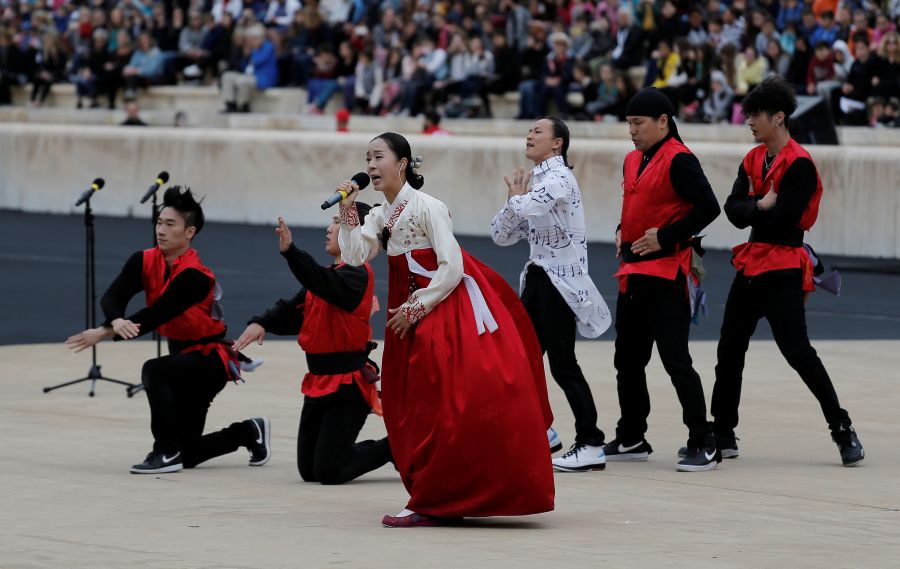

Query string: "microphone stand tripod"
[44, 195, 140, 396]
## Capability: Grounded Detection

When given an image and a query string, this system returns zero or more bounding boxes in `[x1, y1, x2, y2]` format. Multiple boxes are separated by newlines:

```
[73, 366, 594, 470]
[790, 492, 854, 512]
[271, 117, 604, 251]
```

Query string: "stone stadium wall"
[2, 122, 897, 258]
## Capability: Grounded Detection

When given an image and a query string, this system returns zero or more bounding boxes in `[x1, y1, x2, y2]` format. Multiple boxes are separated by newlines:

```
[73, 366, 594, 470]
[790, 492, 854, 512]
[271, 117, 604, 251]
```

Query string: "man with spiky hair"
[710, 76, 865, 467]
[66, 186, 271, 474]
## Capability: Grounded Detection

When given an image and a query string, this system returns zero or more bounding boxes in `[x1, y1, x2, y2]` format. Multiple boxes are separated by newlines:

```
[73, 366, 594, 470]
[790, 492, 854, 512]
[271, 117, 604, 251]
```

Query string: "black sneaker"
[676, 446, 721, 472]
[247, 417, 271, 466]
[831, 425, 864, 467]
[130, 451, 183, 474]
[679, 435, 739, 459]
[602, 438, 653, 461]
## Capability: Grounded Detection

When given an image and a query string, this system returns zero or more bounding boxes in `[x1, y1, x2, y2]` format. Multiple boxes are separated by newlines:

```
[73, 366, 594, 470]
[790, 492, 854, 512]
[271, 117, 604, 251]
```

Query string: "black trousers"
[141, 351, 255, 468]
[521, 266, 605, 446]
[614, 272, 712, 447]
[712, 270, 851, 437]
[297, 383, 391, 485]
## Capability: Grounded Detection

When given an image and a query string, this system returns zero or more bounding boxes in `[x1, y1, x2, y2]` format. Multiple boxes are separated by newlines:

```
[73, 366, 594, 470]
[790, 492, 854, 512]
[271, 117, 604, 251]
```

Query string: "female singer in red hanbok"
[337, 132, 555, 527]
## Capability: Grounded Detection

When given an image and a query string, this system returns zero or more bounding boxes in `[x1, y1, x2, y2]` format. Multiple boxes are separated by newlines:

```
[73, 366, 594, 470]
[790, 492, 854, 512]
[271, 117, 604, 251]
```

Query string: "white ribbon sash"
[405, 252, 499, 335]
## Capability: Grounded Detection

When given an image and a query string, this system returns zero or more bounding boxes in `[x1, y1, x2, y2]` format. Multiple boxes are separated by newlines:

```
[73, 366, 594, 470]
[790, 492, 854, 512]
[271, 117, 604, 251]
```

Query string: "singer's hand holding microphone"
[321, 172, 370, 209]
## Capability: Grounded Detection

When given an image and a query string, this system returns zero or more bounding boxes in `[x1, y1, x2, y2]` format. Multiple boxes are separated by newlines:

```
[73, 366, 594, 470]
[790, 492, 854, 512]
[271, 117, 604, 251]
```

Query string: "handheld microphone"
[139, 171, 170, 204]
[75, 178, 106, 206]
[321, 172, 370, 210]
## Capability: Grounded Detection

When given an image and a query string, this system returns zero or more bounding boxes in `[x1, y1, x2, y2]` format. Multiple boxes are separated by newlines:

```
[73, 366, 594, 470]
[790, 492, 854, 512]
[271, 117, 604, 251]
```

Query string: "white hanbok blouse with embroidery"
[491, 155, 612, 338]
[338, 183, 464, 323]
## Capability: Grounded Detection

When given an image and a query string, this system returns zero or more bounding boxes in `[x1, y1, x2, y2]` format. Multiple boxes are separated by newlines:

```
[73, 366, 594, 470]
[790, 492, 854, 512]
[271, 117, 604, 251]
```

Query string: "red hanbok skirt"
[382, 247, 555, 518]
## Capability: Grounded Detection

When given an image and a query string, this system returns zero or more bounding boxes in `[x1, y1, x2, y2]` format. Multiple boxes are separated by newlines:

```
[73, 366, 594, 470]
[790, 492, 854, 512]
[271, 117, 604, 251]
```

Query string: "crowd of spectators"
[1, 0, 898, 127]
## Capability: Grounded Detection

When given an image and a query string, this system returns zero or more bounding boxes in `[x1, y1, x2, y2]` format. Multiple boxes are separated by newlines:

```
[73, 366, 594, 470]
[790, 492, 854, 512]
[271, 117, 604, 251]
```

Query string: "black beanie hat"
[625, 87, 683, 143]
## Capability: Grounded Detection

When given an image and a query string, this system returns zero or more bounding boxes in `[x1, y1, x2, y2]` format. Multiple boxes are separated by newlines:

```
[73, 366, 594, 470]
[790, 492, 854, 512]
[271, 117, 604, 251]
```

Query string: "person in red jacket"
[607, 87, 723, 472]
[234, 204, 393, 484]
[711, 77, 864, 467]
[66, 187, 271, 474]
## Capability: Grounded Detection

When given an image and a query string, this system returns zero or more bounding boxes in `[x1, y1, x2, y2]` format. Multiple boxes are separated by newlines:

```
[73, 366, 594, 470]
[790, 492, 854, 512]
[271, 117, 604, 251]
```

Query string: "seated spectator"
[786, 35, 812, 91]
[799, 9, 821, 43]
[847, 10, 873, 54]
[807, 40, 835, 95]
[422, 109, 452, 134]
[219, 24, 277, 112]
[30, 31, 66, 108]
[0, 26, 28, 106]
[487, 31, 520, 95]
[872, 13, 897, 46]
[611, 8, 644, 70]
[756, 16, 781, 56]
[123, 31, 168, 97]
[460, 36, 495, 117]
[264, 0, 301, 30]
[539, 31, 576, 117]
[583, 16, 616, 61]
[765, 38, 792, 77]
[305, 46, 339, 114]
[686, 9, 708, 47]
[202, 12, 235, 79]
[71, 28, 110, 109]
[568, 60, 598, 119]
[120, 98, 148, 126]
[398, 35, 447, 116]
[720, 7, 745, 49]
[352, 49, 383, 114]
[649, 38, 680, 88]
[736, 45, 768, 95]
[872, 31, 900, 97]
[178, 10, 209, 80]
[586, 62, 627, 118]
[703, 69, 734, 122]
[835, 37, 875, 125]
[810, 11, 840, 46]
[777, 0, 804, 32]
[335, 40, 358, 111]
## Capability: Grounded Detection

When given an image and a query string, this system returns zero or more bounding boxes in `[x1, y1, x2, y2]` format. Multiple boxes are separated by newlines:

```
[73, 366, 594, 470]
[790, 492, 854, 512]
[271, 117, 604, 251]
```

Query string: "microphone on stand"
[321, 172, 370, 210]
[75, 178, 105, 207]
[139, 171, 170, 204]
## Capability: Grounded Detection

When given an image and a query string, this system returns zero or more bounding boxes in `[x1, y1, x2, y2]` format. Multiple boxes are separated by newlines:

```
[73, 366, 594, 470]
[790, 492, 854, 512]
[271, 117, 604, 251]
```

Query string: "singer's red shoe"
[381, 512, 461, 528]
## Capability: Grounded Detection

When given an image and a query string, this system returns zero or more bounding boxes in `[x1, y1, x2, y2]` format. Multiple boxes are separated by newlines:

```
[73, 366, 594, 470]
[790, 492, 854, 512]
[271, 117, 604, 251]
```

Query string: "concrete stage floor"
[2, 340, 897, 568]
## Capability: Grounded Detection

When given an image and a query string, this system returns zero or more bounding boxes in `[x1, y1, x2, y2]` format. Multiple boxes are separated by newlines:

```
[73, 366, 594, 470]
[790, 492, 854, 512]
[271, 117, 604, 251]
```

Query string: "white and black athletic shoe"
[247, 417, 271, 466]
[130, 451, 183, 474]
[552, 443, 606, 472]
[676, 446, 721, 472]
[548, 427, 563, 454]
[602, 438, 653, 461]
[679, 435, 739, 459]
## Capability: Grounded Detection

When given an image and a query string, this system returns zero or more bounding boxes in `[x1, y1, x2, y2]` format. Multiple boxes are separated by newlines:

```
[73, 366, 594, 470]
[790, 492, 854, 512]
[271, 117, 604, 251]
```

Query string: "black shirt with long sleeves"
[248, 244, 369, 336]
[100, 251, 213, 346]
[634, 132, 722, 252]
[723, 156, 817, 244]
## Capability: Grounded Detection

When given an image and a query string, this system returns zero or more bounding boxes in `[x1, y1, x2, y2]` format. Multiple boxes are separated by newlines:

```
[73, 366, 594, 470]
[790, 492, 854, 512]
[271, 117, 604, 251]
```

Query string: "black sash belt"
[620, 240, 694, 264]
[169, 332, 226, 355]
[306, 351, 367, 375]
[748, 228, 803, 247]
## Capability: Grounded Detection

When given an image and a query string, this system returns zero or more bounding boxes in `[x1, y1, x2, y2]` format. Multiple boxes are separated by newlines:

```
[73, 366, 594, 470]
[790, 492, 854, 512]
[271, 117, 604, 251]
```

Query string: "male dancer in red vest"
[234, 204, 392, 484]
[605, 88, 723, 472]
[66, 187, 270, 474]
[710, 77, 864, 466]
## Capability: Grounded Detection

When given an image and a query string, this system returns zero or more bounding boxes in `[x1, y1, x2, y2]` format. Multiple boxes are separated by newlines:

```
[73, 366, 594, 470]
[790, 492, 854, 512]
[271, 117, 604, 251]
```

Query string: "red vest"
[142, 247, 225, 341]
[298, 262, 381, 414]
[142, 247, 239, 380]
[731, 139, 822, 291]
[615, 137, 695, 287]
